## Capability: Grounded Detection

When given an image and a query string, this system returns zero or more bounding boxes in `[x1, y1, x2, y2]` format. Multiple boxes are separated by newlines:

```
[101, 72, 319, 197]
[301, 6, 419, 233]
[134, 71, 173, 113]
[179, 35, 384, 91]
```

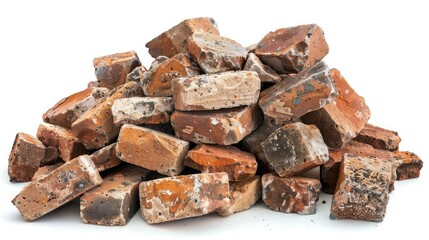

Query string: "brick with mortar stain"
[330, 154, 391, 222]
[188, 32, 248, 74]
[171, 105, 263, 145]
[141, 54, 201, 97]
[255, 24, 329, 74]
[185, 144, 257, 181]
[32, 162, 64, 181]
[12, 155, 103, 221]
[71, 82, 144, 150]
[126, 66, 147, 83]
[258, 61, 337, 124]
[111, 97, 174, 126]
[43, 87, 109, 129]
[218, 176, 261, 216]
[80, 164, 150, 226]
[354, 124, 401, 151]
[93, 51, 141, 89]
[261, 122, 329, 177]
[89, 143, 122, 172]
[244, 53, 281, 83]
[37, 122, 88, 161]
[262, 173, 321, 215]
[139, 172, 229, 224]
[145, 17, 219, 58]
[393, 151, 423, 180]
[301, 69, 371, 149]
[172, 71, 260, 111]
[116, 124, 189, 176]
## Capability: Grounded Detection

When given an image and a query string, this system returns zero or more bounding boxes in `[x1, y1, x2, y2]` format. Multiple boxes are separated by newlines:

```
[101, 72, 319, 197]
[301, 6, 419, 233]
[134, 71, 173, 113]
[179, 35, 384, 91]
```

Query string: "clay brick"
[149, 56, 169, 69]
[393, 151, 423, 180]
[354, 124, 401, 151]
[71, 82, 144, 150]
[185, 144, 257, 181]
[80, 164, 150, 226]
[40, 146, 59, 166]
[244, 53, 281, 83]
[37, 122, 88, 161]
[262, 173, 321, 215]
[258, 62, 337, 123]
[218, 176, 261, 216]
[31, 162, 64, 181]
[126, 66, 147, 83]
[172, 71, 260, 111]
[171, 105, 263, 145]
[116, 124, 189, 176]
[301, 69, 370, 148]
[330, 154, 391, 222]
[139, 172, 229, 224]
[146, 17, 219, 58]
[93, 51, 141, 89]
[12, 155, 103, 221]
[89, 143, 122, 172]
[261, 122, 329, 177]
[43, 87, 109, 129]
[255, 24, 329, 74]
[188, 32, 247, 74]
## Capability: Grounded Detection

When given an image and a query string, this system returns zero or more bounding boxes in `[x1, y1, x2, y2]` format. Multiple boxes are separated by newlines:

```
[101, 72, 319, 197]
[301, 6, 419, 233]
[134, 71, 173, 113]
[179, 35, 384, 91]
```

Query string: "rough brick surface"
[393, 151, 423, 180]
[244, 53, 281, 83]
[32, 162, 64, 181]
[89, 143, 122, 172]
[126, 66, 147, 83]
[354, 124, 401, 151]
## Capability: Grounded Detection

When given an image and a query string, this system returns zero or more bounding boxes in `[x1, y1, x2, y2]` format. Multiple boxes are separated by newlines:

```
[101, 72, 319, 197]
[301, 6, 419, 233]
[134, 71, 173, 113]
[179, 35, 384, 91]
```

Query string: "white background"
[0, 0, 428, 239]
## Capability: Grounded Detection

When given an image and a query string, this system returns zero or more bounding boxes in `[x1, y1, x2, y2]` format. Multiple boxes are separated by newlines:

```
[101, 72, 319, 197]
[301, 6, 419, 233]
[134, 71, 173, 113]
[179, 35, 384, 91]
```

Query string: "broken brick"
[31, 162, 64, 181]
[244, 53, 281, 83]
[393, 151, 423, 180]
[354, 124, 401, 151]
[89, 143, 122, 172]
[126, 66, 147, 83]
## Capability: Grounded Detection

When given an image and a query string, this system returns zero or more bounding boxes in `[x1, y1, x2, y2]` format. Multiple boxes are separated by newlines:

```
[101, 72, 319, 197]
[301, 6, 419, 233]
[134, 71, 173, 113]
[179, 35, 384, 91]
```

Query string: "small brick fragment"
[255, 24, 329, 74]
[172, 71, 261, 111]
[126, 66, 147, 83]
[89, 143, 122, 172]
[40, 146, 59, 166]
[393, 151, 423, 180]
[32, 162, 64, 181]
[261, 122, 329, 177]
[116, 124, 189, 176]
[139, 172, 229, 224]
[185, 144, 257, 181]
[71, 82, 144, 150]
[12, 155, 103, 221]
[244, 53, 281, 83]
[188, 32, 247, 74]
[80, 164, 150, 226]
[171, 105, 263, 145]
[262, 173, 321, 215]
[93, 51, 141, 89]
[330, 154, 391, 222]
[354, 124, 401, 151]
[146, 17, 219, 58]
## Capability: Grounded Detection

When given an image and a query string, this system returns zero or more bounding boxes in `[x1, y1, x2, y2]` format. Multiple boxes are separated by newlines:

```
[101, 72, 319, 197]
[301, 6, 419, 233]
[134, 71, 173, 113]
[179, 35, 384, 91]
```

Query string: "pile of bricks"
[8, 17, 423, 225]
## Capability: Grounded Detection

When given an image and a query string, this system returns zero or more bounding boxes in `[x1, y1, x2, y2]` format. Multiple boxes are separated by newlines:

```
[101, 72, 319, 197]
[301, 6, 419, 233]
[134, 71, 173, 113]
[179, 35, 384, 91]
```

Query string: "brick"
[262, 173, 321, 215]
[258, 62, 337, 123]
[12, 155, 102, 221]
[71, 82, 144, 149]
[149, 56, 169, 69]
[172, 71, 260, 111]
[185, 144, 257, 181]
[37, 122, 88, 161]
[218, 176, 261, 216]
[80, 164, 150, 226]
[188, 32, 247, 74]
[354, 124, 401, 151]
[111, 97, 174, 126]
[330, 154, 391, 222]
[244, 53, 281, 83]
[393, 151, 423, 180]
[171, 105, 263, 145]
[40, 146, 59, 166]
[32, 162, 64, 181]
[89, 143, 122, 172]
[139, 172, 229, 224]
[43, 87, 109, 129]
[93, 51, 141, 89]
[255, 24, 329, 74]
[125, 66, 147, 83]
[301, 69, 370, 148]
[116, 124, 189, 176]
[261, 122, 329, 177]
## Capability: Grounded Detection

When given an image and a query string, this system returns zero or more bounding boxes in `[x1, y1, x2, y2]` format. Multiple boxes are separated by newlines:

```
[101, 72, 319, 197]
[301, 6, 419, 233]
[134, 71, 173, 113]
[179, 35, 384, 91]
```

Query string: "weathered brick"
[262, 173, 321, 215]
[261, 122, 329, 177]
[116, 124, 189, 176]
[139, 172, 229, 224]
[89, 143, 122, 172]
[330, 154, 391, 222]
[258, 62, 337, 123]
[80, 164, 150, 226]
[171, 105, 263, 145]
[255, 24, 329, 74]
[126, 66, 147, 83]
[31, 162, 64, 181]
[43, 87, 109, 129]
[172, 71, 260, 111]
[12, 155, 102, 221]
[146, 17, 219, 58]
[40, 146, 59, 166]
[185, 144, 257, 181]
[244, 53, 281, 83]
[93, 51, 141, 89]
[354, 124, 401, 151]
[71, 82, 144, 149]
[393, 151, 423, 180]
[149, 56, 169, 69]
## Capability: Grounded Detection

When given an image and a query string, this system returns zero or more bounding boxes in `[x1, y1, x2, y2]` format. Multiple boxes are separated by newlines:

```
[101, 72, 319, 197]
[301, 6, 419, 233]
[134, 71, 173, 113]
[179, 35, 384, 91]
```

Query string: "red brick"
[244, 53, 281, 83]
[393, 151, 423, 180]
[89, 143, 122, 172]
[354, 124, 401, 151]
